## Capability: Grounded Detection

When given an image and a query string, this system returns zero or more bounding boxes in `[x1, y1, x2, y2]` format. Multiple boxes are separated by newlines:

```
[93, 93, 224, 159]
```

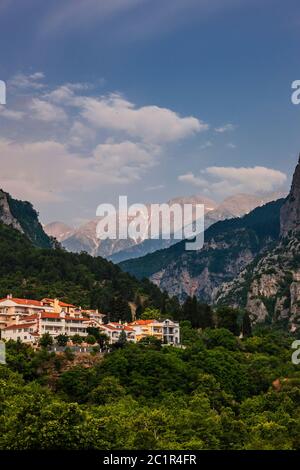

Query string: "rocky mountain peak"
[0, 189, 24, 233]
[280, 155, 300, 237]
[0, 188, 53, 248]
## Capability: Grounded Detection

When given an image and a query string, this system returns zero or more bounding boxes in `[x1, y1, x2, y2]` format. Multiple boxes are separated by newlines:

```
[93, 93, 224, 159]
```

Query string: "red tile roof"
[102, 323, 135, 332]
[3, 322, 37, 330]
[100, 324, 117, 331]
[41, 312, 61, 319]
[42, 298, 76, 308]
[123, 326, 135, 332]
[0, 298, 43, 307]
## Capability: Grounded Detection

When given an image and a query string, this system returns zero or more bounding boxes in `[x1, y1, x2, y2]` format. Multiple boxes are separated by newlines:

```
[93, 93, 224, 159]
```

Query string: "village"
[0, 295, 180, 347]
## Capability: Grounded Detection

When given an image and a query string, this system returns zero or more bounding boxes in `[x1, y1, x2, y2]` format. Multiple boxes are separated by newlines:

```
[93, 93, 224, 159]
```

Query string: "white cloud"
[0, 139, 79, 203]
[45, 82, 94, 103]
[178, 166, 287, 197]
[0, 106, 24, 120]
[69, 121, 96, 147]
[92, 141, 160, 183]
[76, 93, 208, 144]
[226, 142, 236, 149]
[0, 73, 211, 206]
[29, 98, 67, 122]
[215, 123, 236, 133]
[178, 172, 207, 187]
[9, 72, 45, 90]
[0, 138, 159, 205]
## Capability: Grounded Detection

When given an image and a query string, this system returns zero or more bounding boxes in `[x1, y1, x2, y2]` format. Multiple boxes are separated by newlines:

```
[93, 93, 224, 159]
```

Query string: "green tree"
[89, 376, 126, 405]
[86, 327, 109, 348]
[85, 335, 96, 345]
[134, 294, 143, 319]
[242, 311, 252, 337]
[39, 332, 53, 349]
[117, 330, 127, 347]
[139, 336, 162, 349]
[56, 334, 69, 347]
[202, 328, 239, 351]
[109, 296, 132, 323]
[71, 334, 83, 345]
[141, 307, 161, 320]
[181, 296, 214, 329]
[215, 306, 241, 336]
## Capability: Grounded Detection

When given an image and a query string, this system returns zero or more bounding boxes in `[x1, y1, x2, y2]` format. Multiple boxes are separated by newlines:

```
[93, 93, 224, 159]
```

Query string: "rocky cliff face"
[0, 190, 24, 233]
[0, 189, 53, 248]
[216, 157, 300, 329]
[280, 155, 300, 237]
[216, 235, 300, 329]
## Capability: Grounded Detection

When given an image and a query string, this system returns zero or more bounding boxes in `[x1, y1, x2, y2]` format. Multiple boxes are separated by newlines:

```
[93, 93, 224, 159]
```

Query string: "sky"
[0, 0, 300, 226]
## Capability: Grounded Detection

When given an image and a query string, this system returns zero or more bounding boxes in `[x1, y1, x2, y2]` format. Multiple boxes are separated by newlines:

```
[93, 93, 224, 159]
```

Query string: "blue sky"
[0, 0, 300, 225]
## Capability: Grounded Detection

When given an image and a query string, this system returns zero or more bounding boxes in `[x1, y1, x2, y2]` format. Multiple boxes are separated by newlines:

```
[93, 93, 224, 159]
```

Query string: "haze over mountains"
[45, 192, 285, 262]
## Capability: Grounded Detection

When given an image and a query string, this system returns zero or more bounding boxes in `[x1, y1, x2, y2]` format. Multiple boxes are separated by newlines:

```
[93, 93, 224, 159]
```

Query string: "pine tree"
[242, 311, 252, 337]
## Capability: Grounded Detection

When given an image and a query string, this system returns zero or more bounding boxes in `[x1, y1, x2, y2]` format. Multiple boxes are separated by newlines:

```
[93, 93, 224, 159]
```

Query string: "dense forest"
[1, 323, 300, 450]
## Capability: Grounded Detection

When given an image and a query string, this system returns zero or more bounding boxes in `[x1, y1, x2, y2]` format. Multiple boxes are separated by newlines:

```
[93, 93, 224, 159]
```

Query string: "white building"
[129, 319, 180, 345]
[1, 321, 39, 343]
[99, 322, 136, 344]
[1, 308, 105, 343]
[0, 295, 52, 329]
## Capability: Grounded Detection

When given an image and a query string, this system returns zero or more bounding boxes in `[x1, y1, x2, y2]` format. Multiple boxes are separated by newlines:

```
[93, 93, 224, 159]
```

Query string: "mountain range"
[45, 192, 284, 262]
[120, 157, 300, 330]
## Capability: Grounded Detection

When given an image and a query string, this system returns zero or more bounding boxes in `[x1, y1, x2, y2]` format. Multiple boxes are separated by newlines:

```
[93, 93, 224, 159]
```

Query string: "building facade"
[0, 295, 180, 346]
[129, 319, 180, 345]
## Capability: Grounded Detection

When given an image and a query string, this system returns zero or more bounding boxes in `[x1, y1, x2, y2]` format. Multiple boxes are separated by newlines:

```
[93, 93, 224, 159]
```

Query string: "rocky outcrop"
[0, 189, 53, 248]
[0, 190, 24, 233]
[280, 155, 300, 237]
[216, 229, 300, 329]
